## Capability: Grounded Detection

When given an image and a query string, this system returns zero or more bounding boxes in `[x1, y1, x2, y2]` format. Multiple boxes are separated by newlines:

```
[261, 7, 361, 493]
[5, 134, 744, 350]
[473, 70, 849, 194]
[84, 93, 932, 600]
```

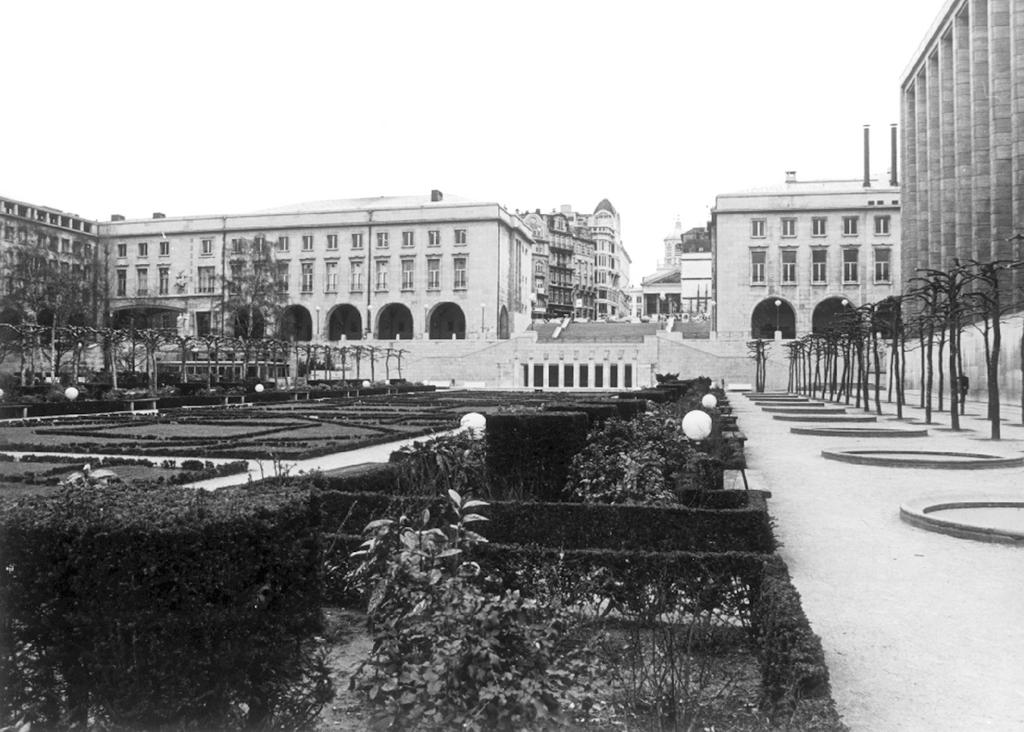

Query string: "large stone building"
[711, 163, 901, 340]
[521, 209, 597, 320]
[900, 0, 1024, 298]
[101, 192, 534, 342]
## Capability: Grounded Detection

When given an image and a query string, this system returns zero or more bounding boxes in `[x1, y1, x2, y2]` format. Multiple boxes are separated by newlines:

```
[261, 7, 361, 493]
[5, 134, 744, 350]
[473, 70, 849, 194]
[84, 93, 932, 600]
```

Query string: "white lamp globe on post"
[64, 386, 79, 402]
[255, 383, 265, 393]
[700, 393, 718, 410]
[460, 412, 486, 438]
[681, 409, 712, 442]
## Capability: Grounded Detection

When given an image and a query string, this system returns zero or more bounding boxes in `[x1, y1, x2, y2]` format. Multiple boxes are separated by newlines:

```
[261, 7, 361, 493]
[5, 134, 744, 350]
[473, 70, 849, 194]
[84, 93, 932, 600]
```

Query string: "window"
[138, 242, 148, 257]
[843, 216, 858, 236]
[428, 230, 441, 247]
[195, 312, 211, 338]
[254, 235, 266, 250]
[453, 256, 467, 289]
[72, 240, 82, 256]
[61, 238, 70, 253]
[781, 218, 796, 237]
[454, 229, 467, 245]
[117, 242, 127, 258]
[276, 236, 290, 252]
[350, 260, 364, 291]
[276, 261, 289, 292]
[201, 238, 213, 256]
[874, 215, 890, 235]
[231, 238, 243, 254]
[751, 219, 766, 238]
[301, 262, 314, 292]
[197, 266, 216, 293]
[351, 233, 364, 249]
[302, 235, 314, 251]
[377, 232, 389, 249]
[781, 249, 797, 283]
[116, 269, 127, 296]
[326, 234, 338, 250]
[750, 250, 766, 283]
[160, 240, 170, 256]
[402, 231, 414, 248]
[229, 261, 243, 291]
[401, 259, 415, 290]
[812, 217, 827, 237]
[812, 249, 827, 283]
[842, 248, 859, 282]
[158, 268, 169, 295]
[874, 248, 891, 282]
[375, 259, 389, 290]
[427, 258, 441, 289]
[325, 261, 338, 292]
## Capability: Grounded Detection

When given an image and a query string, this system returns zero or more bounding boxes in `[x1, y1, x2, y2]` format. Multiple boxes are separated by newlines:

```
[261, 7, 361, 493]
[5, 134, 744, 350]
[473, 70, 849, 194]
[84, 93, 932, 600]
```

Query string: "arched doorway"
[498, 306, 510, 339]
[376, 303, 414, 340]
[279, 305, 313, 341]
[428, 302, 466, 339]
[750, 298, 796, 339]
[233, 307, 266, 339]
[328, 304, 363, 340]
[812, 297, 855, 334]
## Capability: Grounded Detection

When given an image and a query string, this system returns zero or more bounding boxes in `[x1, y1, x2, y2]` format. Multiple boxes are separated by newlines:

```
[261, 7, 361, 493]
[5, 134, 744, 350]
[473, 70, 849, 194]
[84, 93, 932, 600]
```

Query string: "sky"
[3, 0, 947, 282]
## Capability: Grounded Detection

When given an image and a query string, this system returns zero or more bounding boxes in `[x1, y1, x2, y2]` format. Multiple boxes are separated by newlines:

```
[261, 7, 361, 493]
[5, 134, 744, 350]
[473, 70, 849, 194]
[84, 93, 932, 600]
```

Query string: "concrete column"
[542, 357, 549, 388]
[573, 361, 580, 390]
[990, 0, 1015, 260]
[970, 0, 993, 261]
[526, 358, 534, 388]
[588, 355, 595, 390]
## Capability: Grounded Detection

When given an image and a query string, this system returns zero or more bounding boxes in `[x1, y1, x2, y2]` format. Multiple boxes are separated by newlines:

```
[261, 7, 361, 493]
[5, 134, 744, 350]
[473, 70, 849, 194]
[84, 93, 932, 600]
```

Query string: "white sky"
[3, 0, 946, 281]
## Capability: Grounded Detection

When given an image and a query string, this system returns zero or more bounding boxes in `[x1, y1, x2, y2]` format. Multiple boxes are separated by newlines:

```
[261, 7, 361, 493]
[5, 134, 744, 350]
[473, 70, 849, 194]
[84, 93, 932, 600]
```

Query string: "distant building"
[642, 220, 712, 321]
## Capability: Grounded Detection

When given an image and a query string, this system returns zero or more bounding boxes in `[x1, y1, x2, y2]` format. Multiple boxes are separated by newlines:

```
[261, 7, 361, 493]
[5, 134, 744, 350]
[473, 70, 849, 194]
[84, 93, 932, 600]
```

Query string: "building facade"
[101, 193, 534, 342]
[900, 0, 1024, 299]
[521, 208, 598, 321]
[711, 173, 901, 340]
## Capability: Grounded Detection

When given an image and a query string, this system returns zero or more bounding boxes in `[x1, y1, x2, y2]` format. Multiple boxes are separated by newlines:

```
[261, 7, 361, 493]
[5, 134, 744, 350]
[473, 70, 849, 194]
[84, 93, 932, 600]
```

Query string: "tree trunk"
[989, 304, 1001, 439]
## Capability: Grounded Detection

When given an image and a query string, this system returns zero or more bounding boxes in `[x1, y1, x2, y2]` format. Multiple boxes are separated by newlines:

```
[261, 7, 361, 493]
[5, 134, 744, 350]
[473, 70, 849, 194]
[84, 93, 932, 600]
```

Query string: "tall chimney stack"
[862, 125, 871, 188]
[890, 123, 898, 187]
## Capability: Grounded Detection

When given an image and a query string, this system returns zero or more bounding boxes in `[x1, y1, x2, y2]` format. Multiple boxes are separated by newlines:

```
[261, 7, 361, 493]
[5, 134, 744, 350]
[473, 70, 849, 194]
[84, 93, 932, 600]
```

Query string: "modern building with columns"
[900, 0, 1024, 300]
[100, 192, 535, 342]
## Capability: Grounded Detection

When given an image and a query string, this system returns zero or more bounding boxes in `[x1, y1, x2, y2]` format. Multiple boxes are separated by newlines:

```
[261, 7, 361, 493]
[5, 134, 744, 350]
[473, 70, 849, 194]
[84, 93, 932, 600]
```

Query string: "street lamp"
[480, 303, 486, 336]
[773, 299, 782, 332]
[366, 305, 373, 339]
[315, 306, 321, 343]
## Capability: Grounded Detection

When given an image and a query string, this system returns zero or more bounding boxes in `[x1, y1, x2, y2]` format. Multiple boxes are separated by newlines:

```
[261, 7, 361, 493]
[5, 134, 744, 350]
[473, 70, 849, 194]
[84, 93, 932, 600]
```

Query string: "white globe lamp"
[254, 383, 265, 393]
[64, 386, 79, 401]
[0, 388, 5, 399]
[361, 380, 371, 388]
[460, 412, 486, 438]
[681, 409, 713, 441]
[700, 393, 718, 409]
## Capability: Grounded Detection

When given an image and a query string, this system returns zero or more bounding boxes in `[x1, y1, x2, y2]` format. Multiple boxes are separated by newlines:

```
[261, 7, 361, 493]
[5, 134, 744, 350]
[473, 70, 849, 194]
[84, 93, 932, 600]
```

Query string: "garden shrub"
[0, 483, 332, 730]
[485, 412, 589, 501]
[541, 402, 619, 428]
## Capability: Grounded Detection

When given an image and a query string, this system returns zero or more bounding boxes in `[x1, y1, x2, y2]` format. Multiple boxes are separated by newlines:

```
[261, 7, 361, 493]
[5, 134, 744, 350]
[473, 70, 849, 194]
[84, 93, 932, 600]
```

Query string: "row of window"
[2, 225, 94, 256]
[750, 247, 891, 285]
[1, 202, 94, 233]
[115, 257, 470, 297]
[114, 229, 471, 260]
[751, 215, 891, 238]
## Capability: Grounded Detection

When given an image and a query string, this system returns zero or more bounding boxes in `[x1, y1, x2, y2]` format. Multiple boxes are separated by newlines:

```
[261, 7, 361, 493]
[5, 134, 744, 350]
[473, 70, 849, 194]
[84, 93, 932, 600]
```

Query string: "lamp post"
[773, 299, 782, 334]
[366, 305, 373, 340]
[480, 303, 486, 337]
[315, 306, 321, 343]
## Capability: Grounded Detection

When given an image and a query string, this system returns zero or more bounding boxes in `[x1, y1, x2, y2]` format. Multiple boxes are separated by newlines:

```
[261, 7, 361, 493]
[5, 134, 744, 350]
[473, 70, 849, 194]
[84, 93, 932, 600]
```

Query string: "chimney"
[785, 171, 797, 183]
[110, 214, 125, 222]
[890, 123, 899, 187]
[430, 190, 443, 202]
[862, 125, 871, 188]
[152, 212, 166, 219]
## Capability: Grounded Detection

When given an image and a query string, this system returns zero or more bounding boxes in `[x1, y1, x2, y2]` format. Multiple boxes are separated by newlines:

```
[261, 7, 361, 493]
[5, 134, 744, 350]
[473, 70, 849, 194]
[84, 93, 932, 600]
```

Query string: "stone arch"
[428, 302, 466, 340]
[279, 304, 313, 341]
[812, 296, 855, 334]
[750, 297, 796, 339]
[376, 303, 414, 340]
[328, 304, 362, 341]
[498, 306, 510, 339]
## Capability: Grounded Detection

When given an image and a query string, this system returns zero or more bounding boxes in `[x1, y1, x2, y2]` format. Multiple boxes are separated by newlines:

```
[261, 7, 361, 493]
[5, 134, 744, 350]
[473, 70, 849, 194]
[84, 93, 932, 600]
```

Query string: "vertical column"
[587, 353, 596, 390]
[954, 9, 976, 262]
[972, 0, 993, 262]
[542, 356, 549, 388]
[991, 0, 1015, 261]
[1012, 0, 1024, 299]
[902, 80, 918, 289]
[526, 357, 535, 388]
[927, 50, 943, 272]
[940, 28, 957, 268]
[573, 361, 580, 390]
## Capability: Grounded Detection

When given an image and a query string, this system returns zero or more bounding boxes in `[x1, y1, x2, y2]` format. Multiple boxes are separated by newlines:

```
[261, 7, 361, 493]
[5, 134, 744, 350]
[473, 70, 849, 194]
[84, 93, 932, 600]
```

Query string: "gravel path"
[734, 392, 1024, 731]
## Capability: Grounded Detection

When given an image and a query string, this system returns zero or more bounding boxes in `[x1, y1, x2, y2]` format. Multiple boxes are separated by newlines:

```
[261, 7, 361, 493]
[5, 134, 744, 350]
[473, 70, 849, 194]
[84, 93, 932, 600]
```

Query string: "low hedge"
[541, 403, 620, 427]
[485, 412, 589, 500]
[0, 484, 330, 730]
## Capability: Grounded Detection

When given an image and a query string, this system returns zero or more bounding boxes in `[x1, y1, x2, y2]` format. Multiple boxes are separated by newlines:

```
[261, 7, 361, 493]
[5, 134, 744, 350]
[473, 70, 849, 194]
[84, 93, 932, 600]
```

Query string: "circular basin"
[901, 498, 1024, 543]
[791, 427, 929, 437]
[762, 407, 847, 414]
[774, 414, 878, 423]
[822, 449, 1024, 469]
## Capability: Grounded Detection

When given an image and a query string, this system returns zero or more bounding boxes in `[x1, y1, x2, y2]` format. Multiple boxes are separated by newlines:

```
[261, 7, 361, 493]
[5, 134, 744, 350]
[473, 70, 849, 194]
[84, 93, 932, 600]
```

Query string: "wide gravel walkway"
[735, 391, 1024, 731]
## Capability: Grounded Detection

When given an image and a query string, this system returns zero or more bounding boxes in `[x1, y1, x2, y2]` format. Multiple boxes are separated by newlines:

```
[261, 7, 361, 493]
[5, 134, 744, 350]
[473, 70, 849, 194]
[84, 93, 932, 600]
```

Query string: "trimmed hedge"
[0, 484, 330, 730]
[485, 412, 589, 500]
[542, 403, 620, 427]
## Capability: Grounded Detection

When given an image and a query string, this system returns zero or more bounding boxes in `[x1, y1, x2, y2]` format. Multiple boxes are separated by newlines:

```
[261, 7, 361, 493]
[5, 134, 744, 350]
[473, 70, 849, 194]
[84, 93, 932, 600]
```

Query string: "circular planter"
[773, 414, 878, 423]
[901, 497, 1024, 543]
[761, 407, 846, 414]
[822, 449, 1024, 469]
[791, 427, 929, 437]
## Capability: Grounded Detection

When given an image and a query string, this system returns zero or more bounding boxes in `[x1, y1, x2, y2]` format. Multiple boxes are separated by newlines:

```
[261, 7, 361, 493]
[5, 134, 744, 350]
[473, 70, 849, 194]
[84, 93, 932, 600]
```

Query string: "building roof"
[718, 178, 897, 198]
[253, 193, 473, 215]
[593, 198, 617, 215]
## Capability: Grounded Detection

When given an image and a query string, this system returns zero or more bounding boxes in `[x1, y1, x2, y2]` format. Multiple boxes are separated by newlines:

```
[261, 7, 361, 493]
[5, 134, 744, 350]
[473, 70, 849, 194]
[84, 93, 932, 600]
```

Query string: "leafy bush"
[485, 412, 589, 501]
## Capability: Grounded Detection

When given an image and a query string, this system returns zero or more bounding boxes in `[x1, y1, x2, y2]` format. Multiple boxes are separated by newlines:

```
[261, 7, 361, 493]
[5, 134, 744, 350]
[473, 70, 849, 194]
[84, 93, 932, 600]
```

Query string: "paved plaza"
[735, 392, 1024, 731]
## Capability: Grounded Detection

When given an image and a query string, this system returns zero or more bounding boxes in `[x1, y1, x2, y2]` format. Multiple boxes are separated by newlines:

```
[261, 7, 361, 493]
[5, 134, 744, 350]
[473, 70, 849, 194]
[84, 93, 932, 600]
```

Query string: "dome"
[594, 198, 617, 215]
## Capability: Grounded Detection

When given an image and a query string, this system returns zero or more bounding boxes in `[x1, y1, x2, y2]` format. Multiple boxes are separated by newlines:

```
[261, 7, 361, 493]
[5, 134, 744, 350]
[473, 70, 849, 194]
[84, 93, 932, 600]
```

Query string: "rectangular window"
[201, 238, 213, 256]
[231, 238, 243, 254]
[874, 215, 890, 235]
[158, 267, 169, 295]
[160, 240, 170, 256]
[350, 260, 364, 291]
[751, 219, 766, 238]
[138, 242, 148, 257]
[377, 232, 389, 249]
[812, 249, 827, 283]
[427, 258, 441, 289]
[117, 242, 127, 258]
[254, 235, 266, 250]
[454, 229, 467, 245]
[229, 261, 243, 291]
[453, 256, 467, 289]
[60, 238, 70, 253]
[276, 261, 289, 292]
[843, 216, 858, 236]
[302, 234, 314, 251]
[326, 234, 338, 250]
[116, 269, 127, 296]
[402, 231, 414, 248]
[276, 236, 290, 252]
[812, 217, 827, 236]
[842, 248, 859, 282]
[197, 266, 216, 293]
[750, 250, 766, 283]
[781, 249, 797, 283]
[375, 260, 389, 290]
[428, 230, 441, 247]
[874, 248, 891, 282]
[781, 218, 796, 237]
[325, 261, 338, 292]
[401, 259, 415, 290]
[301, 262, 313, 292]
[352, 233, 364, 249]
